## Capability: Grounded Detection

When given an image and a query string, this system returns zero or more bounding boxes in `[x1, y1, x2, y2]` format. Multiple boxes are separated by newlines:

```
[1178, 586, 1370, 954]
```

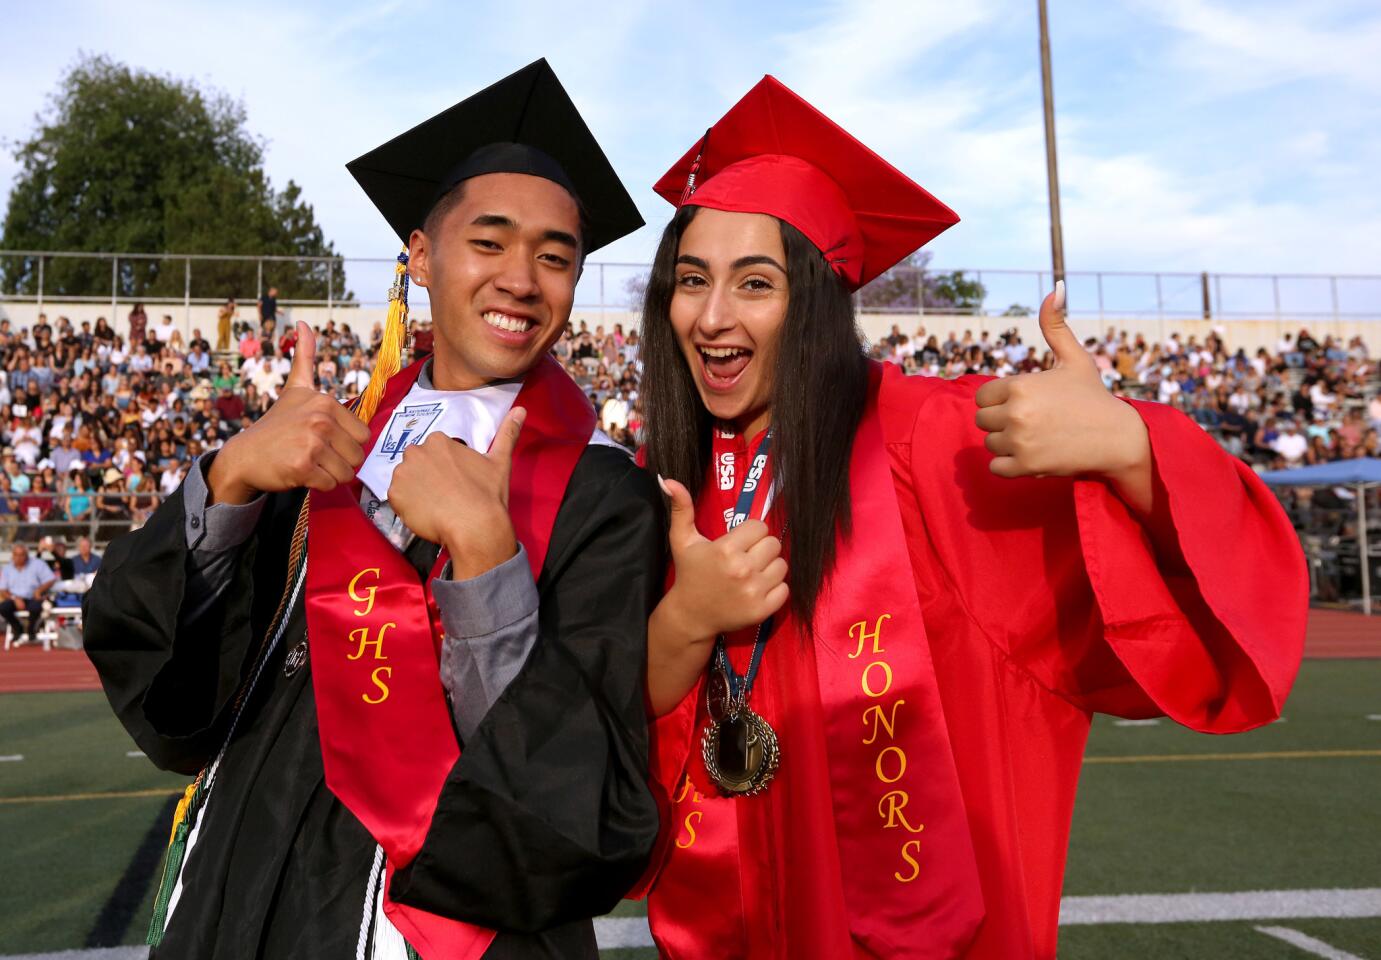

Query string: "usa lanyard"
[716, 430, 774, 704]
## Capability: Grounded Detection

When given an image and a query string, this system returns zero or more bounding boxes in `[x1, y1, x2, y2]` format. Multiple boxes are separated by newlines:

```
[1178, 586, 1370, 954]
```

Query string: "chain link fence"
[3, 250, 1380, 322]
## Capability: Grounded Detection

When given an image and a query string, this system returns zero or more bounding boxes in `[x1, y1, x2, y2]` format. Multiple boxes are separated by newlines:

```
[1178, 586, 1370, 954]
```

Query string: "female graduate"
[634, 76, 1308, 960]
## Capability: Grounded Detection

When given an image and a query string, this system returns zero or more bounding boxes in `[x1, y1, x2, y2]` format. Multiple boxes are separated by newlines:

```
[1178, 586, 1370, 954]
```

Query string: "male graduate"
[85, 60, 662, 960]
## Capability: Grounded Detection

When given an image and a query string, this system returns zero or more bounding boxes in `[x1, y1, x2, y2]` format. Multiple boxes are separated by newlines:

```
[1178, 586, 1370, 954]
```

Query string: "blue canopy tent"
[1260, 458, 1381, 615]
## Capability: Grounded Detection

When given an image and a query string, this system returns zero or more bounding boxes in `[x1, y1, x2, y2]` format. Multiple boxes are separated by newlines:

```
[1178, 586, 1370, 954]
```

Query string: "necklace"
[701, 429, 780, 796]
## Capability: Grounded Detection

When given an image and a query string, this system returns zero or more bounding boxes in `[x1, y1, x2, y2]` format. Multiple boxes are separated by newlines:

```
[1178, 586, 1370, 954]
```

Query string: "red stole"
[305, 355, 595, 959]
[648, 364, 984, 958]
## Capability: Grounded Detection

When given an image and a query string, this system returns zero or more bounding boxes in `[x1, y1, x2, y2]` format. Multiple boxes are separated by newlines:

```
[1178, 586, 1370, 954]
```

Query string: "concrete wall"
[0, 298, 1375, 357]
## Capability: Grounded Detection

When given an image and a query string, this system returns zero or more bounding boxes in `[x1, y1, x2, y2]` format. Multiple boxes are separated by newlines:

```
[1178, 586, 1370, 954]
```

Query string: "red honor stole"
[305, 355, 595, 959]
[649, 366, 984, 959]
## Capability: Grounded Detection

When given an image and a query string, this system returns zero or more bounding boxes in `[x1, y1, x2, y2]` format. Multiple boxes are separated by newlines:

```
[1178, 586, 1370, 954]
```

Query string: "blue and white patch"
[378, 402, 445, 462]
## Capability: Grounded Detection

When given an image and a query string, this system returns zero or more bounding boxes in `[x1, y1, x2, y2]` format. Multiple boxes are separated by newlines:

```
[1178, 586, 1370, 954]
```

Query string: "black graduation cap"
[347, 58, 643, 254]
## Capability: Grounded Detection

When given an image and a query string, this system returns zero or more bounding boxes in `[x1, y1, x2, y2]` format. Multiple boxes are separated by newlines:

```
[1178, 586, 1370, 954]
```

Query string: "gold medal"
[702, 707, 780, 796]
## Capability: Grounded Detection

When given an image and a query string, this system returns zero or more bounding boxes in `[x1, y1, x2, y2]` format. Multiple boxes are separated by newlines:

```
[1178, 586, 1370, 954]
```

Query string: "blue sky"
[1, 0, 1376, 304]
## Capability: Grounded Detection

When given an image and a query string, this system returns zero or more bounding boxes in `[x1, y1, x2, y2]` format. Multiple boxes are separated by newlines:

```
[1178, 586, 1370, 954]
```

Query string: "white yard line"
[1255, 926, 1369, 960]
[0, 754, 23, 762]
[594, 916, 654, 949]
[124, 751, 145, 758]
[1061, 888, 1381, 925]
[3, 889, 1379, 958]
[1112, 718, 1162, 726]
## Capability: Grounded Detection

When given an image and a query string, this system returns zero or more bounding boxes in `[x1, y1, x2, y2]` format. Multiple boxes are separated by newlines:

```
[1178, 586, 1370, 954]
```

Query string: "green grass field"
[1, 660, 1378, 958]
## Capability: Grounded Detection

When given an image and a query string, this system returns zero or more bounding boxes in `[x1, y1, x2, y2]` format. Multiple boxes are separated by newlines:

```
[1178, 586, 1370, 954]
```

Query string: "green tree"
[1, 54, 348, 302]
[858, 250, 987, 313]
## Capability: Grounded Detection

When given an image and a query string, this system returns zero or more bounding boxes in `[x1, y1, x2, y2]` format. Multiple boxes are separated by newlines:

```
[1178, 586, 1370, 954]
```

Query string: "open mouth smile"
[697, 345, 754, 391]
[482, 310, 539, 345]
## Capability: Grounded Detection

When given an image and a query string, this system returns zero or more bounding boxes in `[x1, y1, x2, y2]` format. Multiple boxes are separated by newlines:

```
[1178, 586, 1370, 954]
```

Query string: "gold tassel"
[168, 779, 199, 846]
[147, 775, 203, 944]
[357, 250, 412, 424]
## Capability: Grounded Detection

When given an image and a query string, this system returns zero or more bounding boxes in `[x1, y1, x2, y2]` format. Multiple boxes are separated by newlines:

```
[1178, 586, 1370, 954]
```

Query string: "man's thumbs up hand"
[207, 322, 371, 505]
[387, 407, 530, 580]
[973, 281, 1150, 482]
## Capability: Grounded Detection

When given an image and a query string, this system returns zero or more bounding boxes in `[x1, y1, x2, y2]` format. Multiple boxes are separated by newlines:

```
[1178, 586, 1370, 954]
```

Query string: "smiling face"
[670, 208, 788, 436]
[409, 172, 582, 390]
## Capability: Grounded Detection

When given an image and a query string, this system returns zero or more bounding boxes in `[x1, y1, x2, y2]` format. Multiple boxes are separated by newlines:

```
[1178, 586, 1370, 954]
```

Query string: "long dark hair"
[641, 205, 869, 630]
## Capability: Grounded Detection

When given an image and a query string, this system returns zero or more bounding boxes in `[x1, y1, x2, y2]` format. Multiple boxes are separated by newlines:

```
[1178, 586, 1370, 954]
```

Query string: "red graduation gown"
[641, 363, 1306, 959]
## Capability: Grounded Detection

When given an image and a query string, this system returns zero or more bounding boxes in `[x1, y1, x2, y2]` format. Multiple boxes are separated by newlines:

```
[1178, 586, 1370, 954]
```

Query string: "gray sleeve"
[434, 544, 540, 741]
[181, 452, 267, 624]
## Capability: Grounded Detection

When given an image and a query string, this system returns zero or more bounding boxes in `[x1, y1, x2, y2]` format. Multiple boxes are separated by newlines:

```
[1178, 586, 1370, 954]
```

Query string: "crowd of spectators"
[0, 295, 1375, 563]
[552, 320, 642, 448]
[0, 303, 304, 548]
[871, 322, 1381, 470]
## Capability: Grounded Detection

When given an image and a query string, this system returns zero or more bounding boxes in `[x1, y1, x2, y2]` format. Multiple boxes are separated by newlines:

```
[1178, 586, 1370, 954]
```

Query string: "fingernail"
[1054, 279, 1066, 313]
[656, 473, 670, 496]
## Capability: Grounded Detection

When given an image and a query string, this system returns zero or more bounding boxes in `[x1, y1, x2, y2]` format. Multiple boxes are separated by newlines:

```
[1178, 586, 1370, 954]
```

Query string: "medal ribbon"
[722, 429, 773, 532]
[306, 354, 595, 959]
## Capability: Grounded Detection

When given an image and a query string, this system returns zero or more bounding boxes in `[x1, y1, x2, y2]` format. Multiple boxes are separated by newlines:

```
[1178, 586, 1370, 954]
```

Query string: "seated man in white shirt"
[1271, 420, 1309, 465]
[0, 544, 56, 646]
[250, 356, 286, 399]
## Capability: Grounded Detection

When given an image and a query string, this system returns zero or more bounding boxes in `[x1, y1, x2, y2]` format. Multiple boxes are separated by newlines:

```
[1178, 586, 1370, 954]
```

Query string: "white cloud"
[774, 0, 997, 98]
[1140, 0, 1381, 94]
[1054, 139, 1381, 276]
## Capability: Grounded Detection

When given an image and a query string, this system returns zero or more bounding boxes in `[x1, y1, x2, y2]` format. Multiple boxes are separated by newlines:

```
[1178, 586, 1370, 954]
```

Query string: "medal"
[702, 689, 780, 795]
[702, 708, 780, 795]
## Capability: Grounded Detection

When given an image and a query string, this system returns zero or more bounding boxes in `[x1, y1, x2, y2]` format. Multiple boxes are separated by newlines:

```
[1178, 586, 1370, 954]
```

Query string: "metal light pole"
[1038, 0, 1066, 286]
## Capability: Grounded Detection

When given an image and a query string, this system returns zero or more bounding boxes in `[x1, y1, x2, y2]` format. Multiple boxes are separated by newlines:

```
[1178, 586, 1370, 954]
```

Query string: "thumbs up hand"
[388, 407, 527, 579]
[973, 282, 1151, 484]
[646, 474, 789, 715]
[208, 322, 372, 504]
[658, 475, 789, 640]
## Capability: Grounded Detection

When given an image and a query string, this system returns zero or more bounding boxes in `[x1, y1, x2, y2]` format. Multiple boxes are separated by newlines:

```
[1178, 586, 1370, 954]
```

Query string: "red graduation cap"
[653, 76, 959, 291]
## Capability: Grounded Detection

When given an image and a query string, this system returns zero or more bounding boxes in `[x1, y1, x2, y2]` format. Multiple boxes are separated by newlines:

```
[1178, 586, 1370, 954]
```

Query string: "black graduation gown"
[84, 445, 663, 959]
